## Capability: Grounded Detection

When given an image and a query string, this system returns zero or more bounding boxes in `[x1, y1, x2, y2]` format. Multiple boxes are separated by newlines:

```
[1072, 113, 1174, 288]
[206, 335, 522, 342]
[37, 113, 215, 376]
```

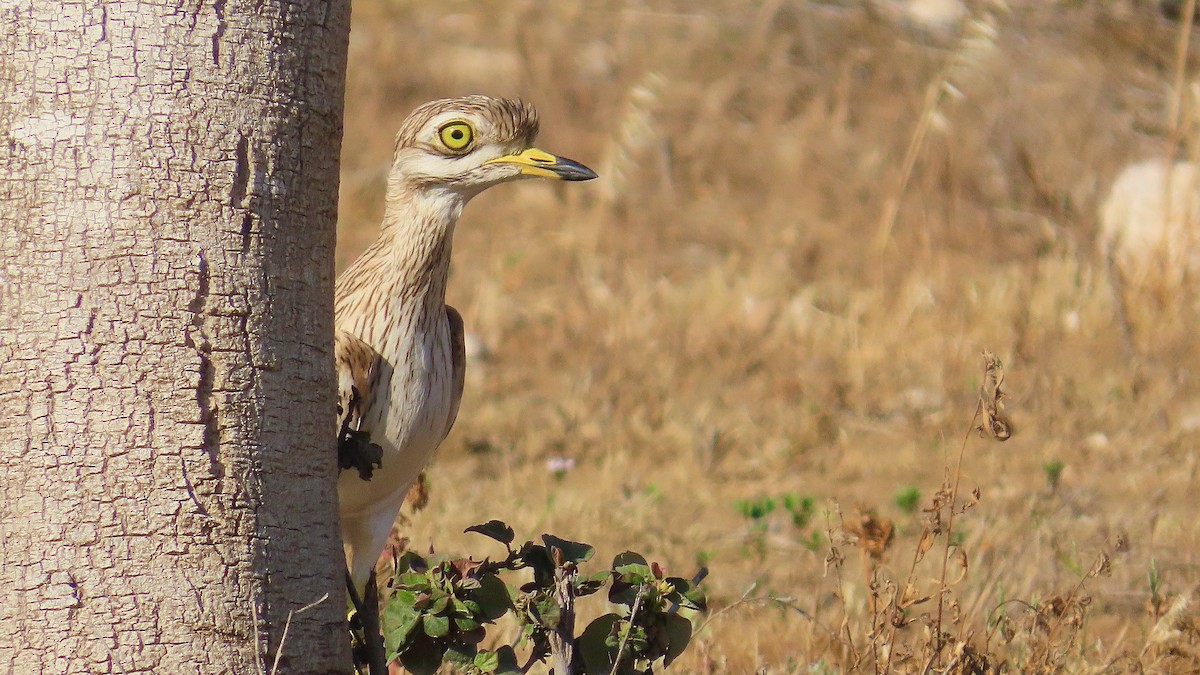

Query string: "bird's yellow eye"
[438, 121, 474, 152]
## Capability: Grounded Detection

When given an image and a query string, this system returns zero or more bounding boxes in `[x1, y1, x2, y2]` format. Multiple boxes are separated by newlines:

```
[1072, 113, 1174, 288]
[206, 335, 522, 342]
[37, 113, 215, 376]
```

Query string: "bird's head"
[388, 95, 596, 200]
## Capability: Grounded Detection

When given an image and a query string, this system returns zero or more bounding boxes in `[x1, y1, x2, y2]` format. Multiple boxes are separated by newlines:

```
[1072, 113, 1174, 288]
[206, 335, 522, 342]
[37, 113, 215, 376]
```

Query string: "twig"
[609, 586, 647, 675]
[929, 393, 983, 667]
[882, 523, 936, 673]
[827, 504, 862, 672]
[1167, 0, 1197, 152]
[693, 583, 847, 647]
[270, 593, 332, 675]
[874, 78, 942, 253]
[1034, 551, 1108, 668]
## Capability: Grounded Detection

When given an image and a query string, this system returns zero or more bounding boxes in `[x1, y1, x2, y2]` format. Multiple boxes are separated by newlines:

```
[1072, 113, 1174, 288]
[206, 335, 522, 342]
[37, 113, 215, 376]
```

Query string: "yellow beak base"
[485, 147, 598, 181]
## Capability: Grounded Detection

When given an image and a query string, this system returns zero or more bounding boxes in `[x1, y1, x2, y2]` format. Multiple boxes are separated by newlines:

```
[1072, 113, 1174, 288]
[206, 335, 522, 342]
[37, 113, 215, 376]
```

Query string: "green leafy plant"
[735, 493, 824, 554]
[893, 485, 921, 515]
[369, 520, 707, 675]
[734, 496, 776, 522]
[781, 493, 815, 528]
[1042, 459, 1065, 492]
[380, 548, 518, 674]
[578, 552, 706, 675]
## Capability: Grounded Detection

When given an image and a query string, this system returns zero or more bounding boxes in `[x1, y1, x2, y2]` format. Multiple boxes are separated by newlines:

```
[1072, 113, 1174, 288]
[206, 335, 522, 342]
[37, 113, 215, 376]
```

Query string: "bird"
[334, 95, 597, 588]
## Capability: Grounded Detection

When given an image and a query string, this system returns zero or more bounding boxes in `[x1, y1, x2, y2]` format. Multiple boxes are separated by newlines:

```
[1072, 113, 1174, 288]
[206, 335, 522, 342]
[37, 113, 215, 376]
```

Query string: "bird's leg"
[346, 569, 387, 675]
[364, 571, 387, 675]
[346, 570, 368, 673]
[346, 569, 366, 621]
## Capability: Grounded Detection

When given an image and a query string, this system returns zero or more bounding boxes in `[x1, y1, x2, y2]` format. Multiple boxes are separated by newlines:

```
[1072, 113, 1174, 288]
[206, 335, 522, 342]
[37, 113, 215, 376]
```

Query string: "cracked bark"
[0, 0, 351, 672]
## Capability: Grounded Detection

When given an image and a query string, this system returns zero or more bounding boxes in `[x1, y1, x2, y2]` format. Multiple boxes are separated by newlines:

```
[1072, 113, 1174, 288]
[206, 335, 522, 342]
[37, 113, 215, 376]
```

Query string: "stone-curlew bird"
[334, 96, 596, 588]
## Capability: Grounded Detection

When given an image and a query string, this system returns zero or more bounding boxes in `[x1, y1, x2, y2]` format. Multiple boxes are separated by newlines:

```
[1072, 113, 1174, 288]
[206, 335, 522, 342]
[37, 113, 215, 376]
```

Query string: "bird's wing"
[443, 305, 466, 440]
[335, 328, 377, 438]
[336, 329, 386, 479]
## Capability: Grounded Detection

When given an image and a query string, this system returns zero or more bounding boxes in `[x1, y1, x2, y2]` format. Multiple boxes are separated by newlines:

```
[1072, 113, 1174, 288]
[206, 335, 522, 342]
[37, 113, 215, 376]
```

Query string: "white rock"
[1099, 159, 1200, 285]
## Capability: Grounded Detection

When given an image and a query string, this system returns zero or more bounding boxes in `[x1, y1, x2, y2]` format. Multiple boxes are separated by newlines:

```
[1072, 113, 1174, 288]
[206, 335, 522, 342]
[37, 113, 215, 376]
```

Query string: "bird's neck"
[376, 187, 465, 312]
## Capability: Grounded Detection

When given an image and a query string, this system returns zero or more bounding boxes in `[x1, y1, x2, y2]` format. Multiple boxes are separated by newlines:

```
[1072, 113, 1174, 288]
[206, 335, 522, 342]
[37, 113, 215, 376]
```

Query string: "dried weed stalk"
[851, 351, 1012, 674]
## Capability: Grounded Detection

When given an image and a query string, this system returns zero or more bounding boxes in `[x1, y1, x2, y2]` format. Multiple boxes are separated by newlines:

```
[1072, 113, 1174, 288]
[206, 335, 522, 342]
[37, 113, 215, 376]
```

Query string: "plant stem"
[609, 586, 647, 675]
[549, 565, 578, 675]
[930, 403, 980, 667]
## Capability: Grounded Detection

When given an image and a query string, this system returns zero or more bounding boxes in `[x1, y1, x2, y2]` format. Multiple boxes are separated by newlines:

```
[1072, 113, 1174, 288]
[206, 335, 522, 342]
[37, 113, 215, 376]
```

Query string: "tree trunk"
[0, 0, 350, 672]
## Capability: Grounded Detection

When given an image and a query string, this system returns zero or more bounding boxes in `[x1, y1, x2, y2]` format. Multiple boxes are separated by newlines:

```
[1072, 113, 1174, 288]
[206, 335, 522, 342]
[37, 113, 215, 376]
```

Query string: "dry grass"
[338, 1, 1200, 671]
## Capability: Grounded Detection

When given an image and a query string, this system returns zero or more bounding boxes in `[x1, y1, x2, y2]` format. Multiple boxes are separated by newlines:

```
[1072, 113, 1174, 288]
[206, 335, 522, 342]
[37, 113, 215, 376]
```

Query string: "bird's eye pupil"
[451, 129, 463, 140]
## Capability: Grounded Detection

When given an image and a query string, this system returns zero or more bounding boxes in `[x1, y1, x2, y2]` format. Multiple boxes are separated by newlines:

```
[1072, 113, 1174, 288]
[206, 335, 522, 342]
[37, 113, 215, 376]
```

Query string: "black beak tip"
[557, 159, 598, 182]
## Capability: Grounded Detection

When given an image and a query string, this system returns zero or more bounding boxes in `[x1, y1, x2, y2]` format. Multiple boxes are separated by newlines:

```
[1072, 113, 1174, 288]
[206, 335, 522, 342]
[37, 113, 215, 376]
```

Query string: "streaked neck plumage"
[380, 181, 465, 311]
[335, 178, 468, 343]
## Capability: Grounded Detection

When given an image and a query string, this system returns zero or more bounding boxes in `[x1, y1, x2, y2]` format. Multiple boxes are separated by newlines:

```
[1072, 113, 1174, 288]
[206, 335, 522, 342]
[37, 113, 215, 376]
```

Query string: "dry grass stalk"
[597, 71, 667, 209]
[873, 11, 999, 253]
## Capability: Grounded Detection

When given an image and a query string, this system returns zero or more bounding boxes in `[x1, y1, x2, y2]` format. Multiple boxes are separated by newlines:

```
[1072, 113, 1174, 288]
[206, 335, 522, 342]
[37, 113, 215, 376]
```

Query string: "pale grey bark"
[0, 0, 351, 672]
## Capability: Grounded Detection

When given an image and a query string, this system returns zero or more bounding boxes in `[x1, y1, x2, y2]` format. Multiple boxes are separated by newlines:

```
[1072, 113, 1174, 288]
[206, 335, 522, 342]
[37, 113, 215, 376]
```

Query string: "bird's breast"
[337, 322, 454, 518]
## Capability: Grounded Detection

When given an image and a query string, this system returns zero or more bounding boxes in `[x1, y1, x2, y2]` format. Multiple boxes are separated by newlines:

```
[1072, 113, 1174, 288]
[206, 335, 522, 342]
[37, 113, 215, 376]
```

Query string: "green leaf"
[412, 591, 432, 610]
[451, 597, 471, 618]
[466, 520, 516, 546]
[423, 612, 451, 638]
[428, 592, 450, 615]
[663, 613, 693, 666]
[493, 645, 522, 674]
[574, 571, 611, 597]
[609, 577, 644, 606]
[532, 592, 561, 627]
[382, 602, 421, 662]
[683, 583, 708, 612]
[398, 632, 446, 675]
[541, 534, 595, 564]
[613, 551, 649, 573]
[579, 613, 620, 675]
[620, 622, 649, 655]
[454, 615, 482, 632]
[612, 551, 652, 583]
[444, 643, 476, 666]
[459, 625, 487, 644]
[665, 577, 690, 595]
[519, 543, 556, 582]
[396, 572, 432, 590]
[473, 649, 499, 672]
[394, 550, 429, 574]
[390, 588, 418, 607]
[457, 598, 482, 617]
[665, 577, 705, 610]
[475, 574, 513, 621]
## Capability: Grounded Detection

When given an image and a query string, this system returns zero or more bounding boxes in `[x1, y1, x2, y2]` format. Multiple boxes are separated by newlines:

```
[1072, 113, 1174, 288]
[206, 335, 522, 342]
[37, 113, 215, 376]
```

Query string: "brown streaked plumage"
[335, 95, 596, 585]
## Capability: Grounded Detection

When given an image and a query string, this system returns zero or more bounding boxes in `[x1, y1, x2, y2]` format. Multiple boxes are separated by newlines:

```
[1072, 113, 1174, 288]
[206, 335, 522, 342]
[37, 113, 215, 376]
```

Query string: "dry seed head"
[846, 509, 896, 561]
[598, 71, 666, 206]
[945, 12, 1000, 91]
[1090, 552, 1114, 579]
[948, 545, 969, 586]
[1114, 534, 1130, 553]
[1145, 586, 1198, 652]
[405, 469, 431, 511]
[978, 350, 1013, 441]
[915, 528, 936, 562]
[899, 582, 931, 610]
[825, 545, 845, 573]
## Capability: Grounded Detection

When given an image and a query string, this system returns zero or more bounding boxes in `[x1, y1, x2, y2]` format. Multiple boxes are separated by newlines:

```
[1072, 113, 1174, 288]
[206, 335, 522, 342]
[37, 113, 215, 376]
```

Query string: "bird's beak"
[485, 147, 598, 181]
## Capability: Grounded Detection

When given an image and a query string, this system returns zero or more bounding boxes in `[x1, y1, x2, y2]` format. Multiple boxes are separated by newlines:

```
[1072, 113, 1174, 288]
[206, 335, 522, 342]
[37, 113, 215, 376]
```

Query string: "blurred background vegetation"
[338, 1, 1200, 671]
